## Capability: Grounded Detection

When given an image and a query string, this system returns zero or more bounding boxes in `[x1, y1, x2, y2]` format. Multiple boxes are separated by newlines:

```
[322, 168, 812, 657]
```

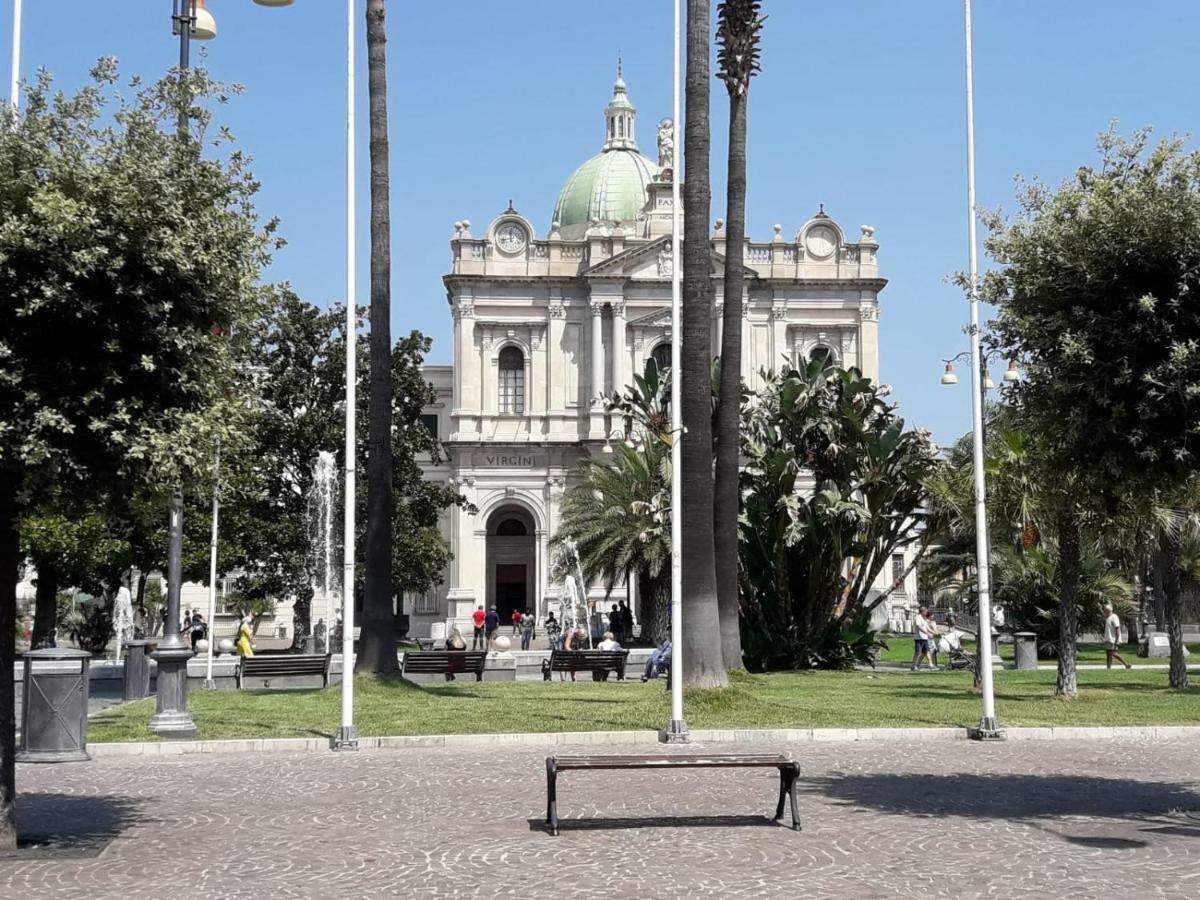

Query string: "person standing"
[1103, 604, 1133, 670]
[471, 605, 487, 650]
[520, 609, 535, 651]
[608, 603, 623, 644]
[235, 614, 255, 658]
[485, 606, 500, 650]
[619, 600, 634, 645]
[510, 608, 522, 636]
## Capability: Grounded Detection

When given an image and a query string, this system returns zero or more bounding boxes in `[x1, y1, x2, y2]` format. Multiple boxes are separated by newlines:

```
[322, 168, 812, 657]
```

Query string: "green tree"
[739, 361, 939, 669]
[0, 63, 274, 848]
[712, 0, 766, 673]
[680, 0, 727, 688]
[985, 127, 1200, 690]
[21, 510, 127, 648]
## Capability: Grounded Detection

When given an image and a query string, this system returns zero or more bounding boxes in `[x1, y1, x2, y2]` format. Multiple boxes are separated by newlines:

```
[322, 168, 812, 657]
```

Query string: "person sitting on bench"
[642, 639, 671, 682]
[443, 626, 467, 681]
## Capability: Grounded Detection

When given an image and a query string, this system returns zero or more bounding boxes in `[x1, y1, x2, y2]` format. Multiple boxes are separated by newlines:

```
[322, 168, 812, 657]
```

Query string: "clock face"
[495, 223, 527, 254]
[805, 225, 837, 259]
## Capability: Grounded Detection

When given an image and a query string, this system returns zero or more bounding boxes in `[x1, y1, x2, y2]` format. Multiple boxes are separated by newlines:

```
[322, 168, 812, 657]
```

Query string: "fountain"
[306, 451, 342, 653]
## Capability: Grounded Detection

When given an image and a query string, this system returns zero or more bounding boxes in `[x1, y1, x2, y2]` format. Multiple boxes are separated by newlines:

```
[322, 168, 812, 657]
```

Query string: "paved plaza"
[3, 737, 1199, 898]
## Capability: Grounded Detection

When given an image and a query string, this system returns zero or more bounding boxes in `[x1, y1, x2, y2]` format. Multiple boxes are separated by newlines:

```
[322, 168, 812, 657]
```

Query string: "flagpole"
[963, 0, 1002, 740]
[10, 0, 21, 110]
[334, 0, 359, 751]
[664, 0, 687, 743]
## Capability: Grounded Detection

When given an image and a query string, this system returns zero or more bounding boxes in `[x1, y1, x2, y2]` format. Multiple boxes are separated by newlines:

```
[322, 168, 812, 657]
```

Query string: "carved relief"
[859, 304, 880, 322]
[548, 301, 566, 319]
[770, 303, 788, 322]
[656, 245, 673, 278]
[611, 300, 626, 318]
[454, 300, 475, 320]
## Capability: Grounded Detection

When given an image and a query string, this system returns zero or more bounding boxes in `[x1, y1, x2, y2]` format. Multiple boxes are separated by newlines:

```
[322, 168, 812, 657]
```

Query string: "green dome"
[552, 149, 658, 235]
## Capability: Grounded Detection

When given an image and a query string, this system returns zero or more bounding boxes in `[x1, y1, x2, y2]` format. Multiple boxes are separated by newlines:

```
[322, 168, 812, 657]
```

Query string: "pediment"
[628, 306, 672, 327]
[583, 236, 670, 278]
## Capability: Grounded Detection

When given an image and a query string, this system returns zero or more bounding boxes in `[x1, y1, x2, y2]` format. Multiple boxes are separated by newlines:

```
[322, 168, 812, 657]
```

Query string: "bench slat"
[553, 754, 795, 769]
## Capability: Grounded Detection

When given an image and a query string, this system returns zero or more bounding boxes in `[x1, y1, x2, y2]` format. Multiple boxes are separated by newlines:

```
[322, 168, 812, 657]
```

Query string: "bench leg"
[774, 769, 788, 820]
[545, 758, 559, 836]
[787, 765, 802, 832]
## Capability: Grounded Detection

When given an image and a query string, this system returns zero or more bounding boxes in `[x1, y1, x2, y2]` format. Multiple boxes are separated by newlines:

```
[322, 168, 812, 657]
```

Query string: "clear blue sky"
[5, 1, 1199, 445]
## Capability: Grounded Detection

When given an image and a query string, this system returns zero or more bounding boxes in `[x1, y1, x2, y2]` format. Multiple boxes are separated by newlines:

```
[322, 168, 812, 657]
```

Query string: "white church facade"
[408, 74, 915, 639]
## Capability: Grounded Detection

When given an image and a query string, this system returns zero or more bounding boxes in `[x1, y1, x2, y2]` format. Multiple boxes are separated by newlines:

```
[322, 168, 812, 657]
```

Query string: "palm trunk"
[0, 473, 20, 850]
[359, 0, 397, 674]
[30, 563, 58, 650]
[713, 87, 747, 673]
[1055, 507, 1081, 698]
[680, 0, 728, 688]
[1160, 531, 1189, 690]
[637, 573, 669, 646]
[1151, 547, 1166, 631]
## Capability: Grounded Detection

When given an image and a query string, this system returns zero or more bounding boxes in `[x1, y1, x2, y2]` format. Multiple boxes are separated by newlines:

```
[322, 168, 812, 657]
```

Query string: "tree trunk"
[1151, 547, 1166, 631]
[30, 563, 58, 650]
[359, 0, 397, 674]
[637, 573, 669, 647]
[0, 474, 20, 850]
[1055, 508, 1081, 699]
[713, 88, 747, 673]
[1160, 531, 1189, 690]
[680, 0, 727, 689]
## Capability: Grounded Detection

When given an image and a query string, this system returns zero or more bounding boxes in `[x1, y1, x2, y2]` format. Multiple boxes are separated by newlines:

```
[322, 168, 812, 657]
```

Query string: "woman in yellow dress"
[235, 614, 255, 657]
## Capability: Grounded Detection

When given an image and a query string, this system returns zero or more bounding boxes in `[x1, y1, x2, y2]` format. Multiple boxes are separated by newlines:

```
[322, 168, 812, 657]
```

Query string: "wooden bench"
[401, 650, 488, 682]
[236, 654, 331, 690]
[543, 649, 629, 682]
[544, 754, 801, 835]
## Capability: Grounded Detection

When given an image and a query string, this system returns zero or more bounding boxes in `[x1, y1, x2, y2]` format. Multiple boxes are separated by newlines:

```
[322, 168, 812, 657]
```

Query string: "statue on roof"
[657, 118, 675, 171]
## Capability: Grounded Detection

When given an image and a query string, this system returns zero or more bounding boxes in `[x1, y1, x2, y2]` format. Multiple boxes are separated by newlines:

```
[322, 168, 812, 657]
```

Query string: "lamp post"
[663, 0, 687, 744]
[148, 0, 217, 739]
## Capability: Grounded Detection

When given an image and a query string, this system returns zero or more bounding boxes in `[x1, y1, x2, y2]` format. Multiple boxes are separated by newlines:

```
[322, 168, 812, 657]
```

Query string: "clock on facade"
[805, 225, 837, 259]
[495, 222, 528, 254]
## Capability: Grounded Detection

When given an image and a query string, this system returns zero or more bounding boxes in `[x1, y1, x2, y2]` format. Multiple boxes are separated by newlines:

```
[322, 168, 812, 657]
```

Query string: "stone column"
[453, 301, 475, 437]
[612, 301, 627, 394]
[859, 303, 880, 382]
[589, 300, 605, 438]
[770, 302, 789, 376]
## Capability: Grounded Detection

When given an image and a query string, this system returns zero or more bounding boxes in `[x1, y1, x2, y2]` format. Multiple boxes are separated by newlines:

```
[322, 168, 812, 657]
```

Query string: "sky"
[5, 1, 1200, 445]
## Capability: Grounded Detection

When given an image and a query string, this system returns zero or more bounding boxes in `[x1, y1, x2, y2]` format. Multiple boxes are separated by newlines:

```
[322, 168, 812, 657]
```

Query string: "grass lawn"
[876, 637, 1199, 666]
[87, 668, 1200, 743]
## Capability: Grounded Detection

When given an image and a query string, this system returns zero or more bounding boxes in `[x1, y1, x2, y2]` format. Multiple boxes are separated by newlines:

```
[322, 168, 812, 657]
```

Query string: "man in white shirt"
[1103, 604, 1132, 670]
[910, 607, 936, 670]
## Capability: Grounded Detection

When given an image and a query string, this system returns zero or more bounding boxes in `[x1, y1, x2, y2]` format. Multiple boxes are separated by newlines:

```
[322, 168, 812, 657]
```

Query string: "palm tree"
[553, 441, 672, 646]
[712, 0, 765, 674]
[679, 0, 728, 687]
[359, 0, 397, 673]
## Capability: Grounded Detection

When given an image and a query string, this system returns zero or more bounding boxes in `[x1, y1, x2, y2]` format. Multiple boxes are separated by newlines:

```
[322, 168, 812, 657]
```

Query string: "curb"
[84, 724, 1200, 758]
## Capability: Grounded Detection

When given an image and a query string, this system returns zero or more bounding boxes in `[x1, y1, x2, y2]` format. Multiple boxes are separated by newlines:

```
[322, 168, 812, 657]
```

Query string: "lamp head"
[1003, 359, 1021, 383]
[983, 373, 995, 391]
[191, 0, 217, 41]
[940, 362, 958, 386]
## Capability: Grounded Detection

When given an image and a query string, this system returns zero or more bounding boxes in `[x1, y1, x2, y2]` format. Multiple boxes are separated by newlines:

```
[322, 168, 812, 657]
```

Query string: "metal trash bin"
[1014, 631, 1038, 670]
[17, 648, 91, 763]
[123, 639, 152, 700]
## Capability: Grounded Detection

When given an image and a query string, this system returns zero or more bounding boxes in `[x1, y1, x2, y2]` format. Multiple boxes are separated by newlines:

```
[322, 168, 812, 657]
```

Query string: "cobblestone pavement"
[4, 737, 1200, 898]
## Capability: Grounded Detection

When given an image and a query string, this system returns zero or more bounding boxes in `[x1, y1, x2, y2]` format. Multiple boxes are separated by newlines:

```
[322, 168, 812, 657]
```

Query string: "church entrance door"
[495, 564, 527, 625]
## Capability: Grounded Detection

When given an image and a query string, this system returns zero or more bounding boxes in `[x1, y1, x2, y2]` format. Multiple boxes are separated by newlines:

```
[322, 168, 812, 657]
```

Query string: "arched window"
[809, 346, 835, 369]
[651, 342, 672, 375]
[498, 346, 525, 414]
[496, 518, 528, 537]
[618, 117, 625, 138]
